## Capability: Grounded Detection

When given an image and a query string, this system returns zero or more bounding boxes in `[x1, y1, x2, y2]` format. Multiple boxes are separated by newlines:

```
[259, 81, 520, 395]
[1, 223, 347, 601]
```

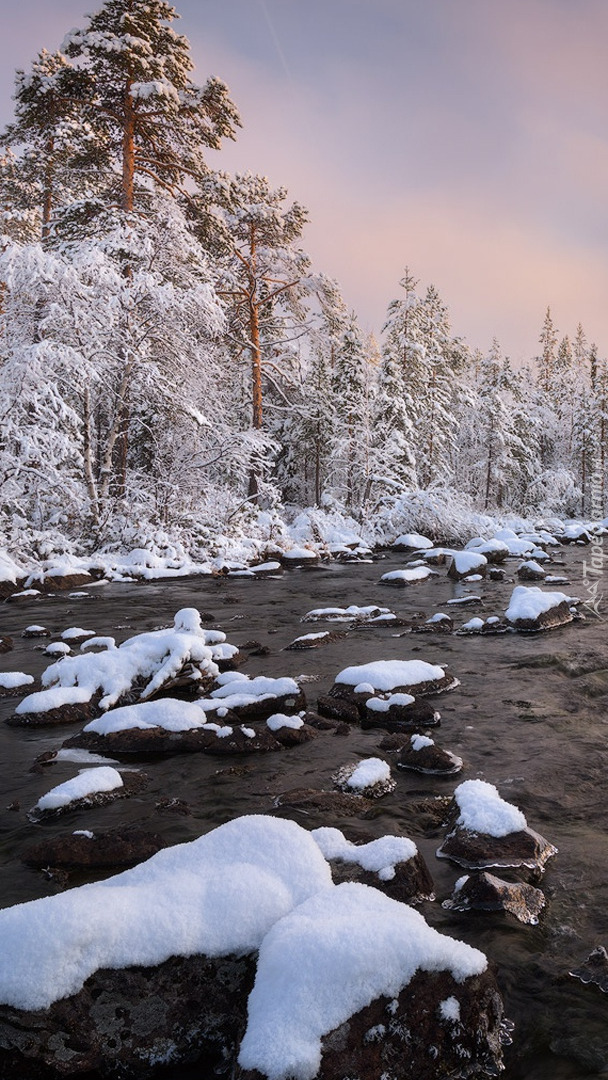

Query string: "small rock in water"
[332, 758, 396, 798]
[442, 871, 545, 924]
[569, 946, 608, 992]
[397, 734, 463, 775]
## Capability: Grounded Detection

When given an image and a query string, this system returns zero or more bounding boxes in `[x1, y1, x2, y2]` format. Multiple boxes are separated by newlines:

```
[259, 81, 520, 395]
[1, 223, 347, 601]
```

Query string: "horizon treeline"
[0, 0, 606, 555]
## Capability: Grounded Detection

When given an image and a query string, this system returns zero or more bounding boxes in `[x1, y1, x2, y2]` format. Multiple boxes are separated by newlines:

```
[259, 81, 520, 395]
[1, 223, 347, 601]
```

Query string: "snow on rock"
[517, 559, 546, 580]
[311, 827, 417, 881]
[464, 537, 509, 562]
[332, 757, 396, 798]
[61, 627, 96, 642]
[238, 881, 487, 1080]
[335, 659, 452, 695]
[447, 550, 487, 580]
[0, 816, 332, 1012]
[452, 779, 527, 837]
[43, 642, 71, 658]
[505, 585, 579, 630]
[302, 605, 388, 623]
[366, 692, 415, 712]
[35, 767, 124, 812]
[16, 686, 92, 715]
[266, 713, 304, 732]
[83, 699, 206, 735]
[197, 672, 304, 720]
[0, 671, 34, 690]
[379, 566, 434, 586]
[392, 533, 434, 551]
[15, 608, 219, 718]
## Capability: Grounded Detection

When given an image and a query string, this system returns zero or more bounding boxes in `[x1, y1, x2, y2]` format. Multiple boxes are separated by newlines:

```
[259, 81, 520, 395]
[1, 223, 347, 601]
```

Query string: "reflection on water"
[1, 545, 607, 1079]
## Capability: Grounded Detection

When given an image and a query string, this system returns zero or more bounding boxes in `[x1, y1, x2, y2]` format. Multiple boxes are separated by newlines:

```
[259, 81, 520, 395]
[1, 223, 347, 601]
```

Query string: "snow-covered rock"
[447, 550, 488, 580]
[13, 608, 219, 724]
[379, 566, 434, 586]
[437, 780, 558, 871]
[391, 532, 434, 551]
[332, 757, 396, 798]
[505, 585, 579, 631]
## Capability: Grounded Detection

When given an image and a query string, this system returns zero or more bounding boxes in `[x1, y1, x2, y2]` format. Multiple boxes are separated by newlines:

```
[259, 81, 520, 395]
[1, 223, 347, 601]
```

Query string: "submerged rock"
[22, 826, 166, 872]
[569, 946, 608, 992]
[442, 871, 546, 924]
[273, 788, 374, 817]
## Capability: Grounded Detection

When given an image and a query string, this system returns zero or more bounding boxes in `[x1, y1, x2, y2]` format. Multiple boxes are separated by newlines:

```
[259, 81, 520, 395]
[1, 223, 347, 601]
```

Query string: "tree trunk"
[247, 223, 263, 500]
[41, 134, 55, 244]
[484, 414, 494, 509]
[83, 385, 100, 524]
[122, 80, 136, 215]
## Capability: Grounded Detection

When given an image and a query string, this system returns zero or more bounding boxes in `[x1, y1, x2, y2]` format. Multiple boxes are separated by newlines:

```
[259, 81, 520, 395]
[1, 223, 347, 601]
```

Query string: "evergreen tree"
[62, 0, 240, 215]
[331, 313, 373, 512]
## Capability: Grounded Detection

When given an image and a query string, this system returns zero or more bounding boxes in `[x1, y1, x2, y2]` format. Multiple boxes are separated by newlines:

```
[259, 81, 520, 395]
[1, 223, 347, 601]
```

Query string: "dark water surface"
[1, 546, 608, 1079]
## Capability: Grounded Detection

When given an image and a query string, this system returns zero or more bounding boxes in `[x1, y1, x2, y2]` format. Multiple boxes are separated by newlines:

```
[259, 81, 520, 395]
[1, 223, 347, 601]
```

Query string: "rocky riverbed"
[1, 538, 607, 1079]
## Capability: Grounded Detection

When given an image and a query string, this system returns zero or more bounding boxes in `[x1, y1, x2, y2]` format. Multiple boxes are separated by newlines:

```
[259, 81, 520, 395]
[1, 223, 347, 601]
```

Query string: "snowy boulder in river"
[379, 566, 435, 586]
[311, 826, 435, 905]
[505, 585, 580, 632]
[332, 757, 396, 798]
[464, 537, 510, 564]
[517, 559, 546, 581]
[0, 815, 505, 1080]
[397, 733, 463, 775]
[447, 550, 488, 580]
[9, 608, 220, 726]
[360, 692, 441, 733]
[327, 659, 459, 719]
[437, 779, 557, 872]
[391, 532, 434, 551]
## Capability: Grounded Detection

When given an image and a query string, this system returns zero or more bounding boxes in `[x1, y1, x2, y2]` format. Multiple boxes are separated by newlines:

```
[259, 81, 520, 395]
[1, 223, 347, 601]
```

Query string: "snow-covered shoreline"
[2, 495, 605, 599]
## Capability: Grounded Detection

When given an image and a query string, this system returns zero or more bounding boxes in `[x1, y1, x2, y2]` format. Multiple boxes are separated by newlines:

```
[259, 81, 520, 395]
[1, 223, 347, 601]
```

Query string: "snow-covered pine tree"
[2, 49, 107, 243]
[212, 172, 311, 499]
[62, 0, 240, 214]
[537, 306, 558, 395]
[416, 283, 463, 489]
[331, 312, 374, 512]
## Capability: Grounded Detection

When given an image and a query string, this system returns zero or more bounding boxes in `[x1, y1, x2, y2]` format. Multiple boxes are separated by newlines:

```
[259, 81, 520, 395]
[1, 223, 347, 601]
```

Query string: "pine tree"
[537, 306, 558, 394]
[331, 313, 373, 512]
[62, 1, 240, 215]
[213, 172, 310, 498]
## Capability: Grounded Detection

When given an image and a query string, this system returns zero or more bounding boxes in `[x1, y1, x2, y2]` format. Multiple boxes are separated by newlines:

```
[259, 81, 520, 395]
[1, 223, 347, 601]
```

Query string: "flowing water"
[1, 544, 608, 1079]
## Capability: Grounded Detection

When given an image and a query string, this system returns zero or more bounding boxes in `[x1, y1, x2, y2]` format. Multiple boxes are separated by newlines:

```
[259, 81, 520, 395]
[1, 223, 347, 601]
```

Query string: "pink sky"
[2, 0, 607, 362]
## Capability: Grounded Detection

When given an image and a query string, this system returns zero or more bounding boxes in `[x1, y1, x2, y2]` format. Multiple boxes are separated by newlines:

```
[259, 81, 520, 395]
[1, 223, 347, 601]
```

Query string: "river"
[0, 542, 607, 1079]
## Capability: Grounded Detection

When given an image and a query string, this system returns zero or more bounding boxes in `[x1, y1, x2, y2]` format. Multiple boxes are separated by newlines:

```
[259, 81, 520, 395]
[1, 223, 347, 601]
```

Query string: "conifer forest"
[0, 0, 606, 564]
